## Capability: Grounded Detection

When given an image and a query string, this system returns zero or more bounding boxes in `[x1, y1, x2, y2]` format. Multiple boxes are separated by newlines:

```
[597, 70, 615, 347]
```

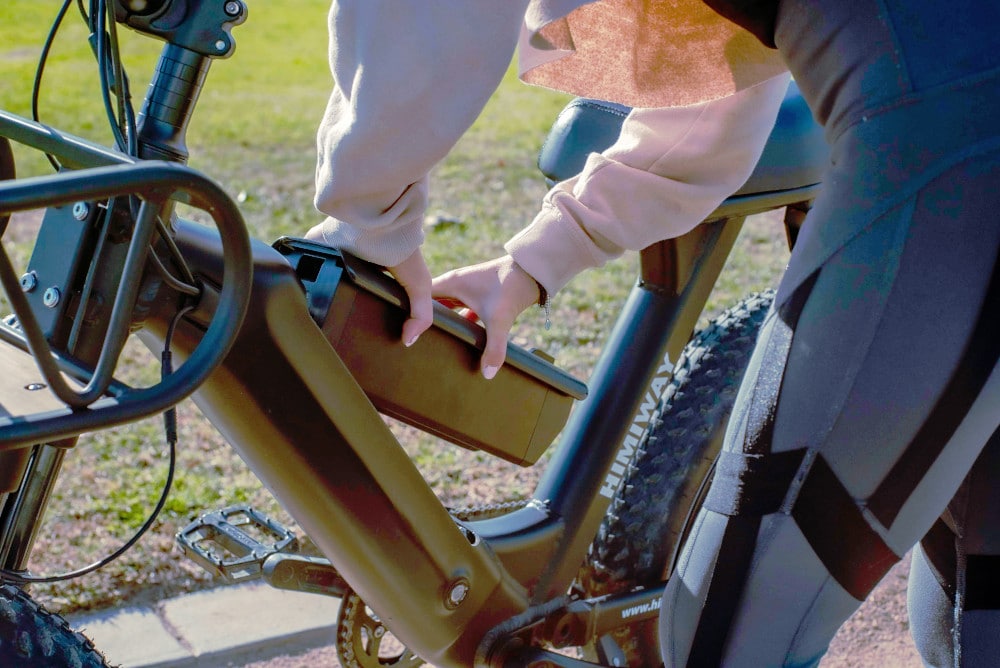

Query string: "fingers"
[479, 316, 512, 380]
[401, 298, 433, 347]
[430, 269, 467, 305]
[304, 223, 325, 242]
[388, 249, 433, 347]
[432, 258, 537, 380]
[433, 268, 505, 377]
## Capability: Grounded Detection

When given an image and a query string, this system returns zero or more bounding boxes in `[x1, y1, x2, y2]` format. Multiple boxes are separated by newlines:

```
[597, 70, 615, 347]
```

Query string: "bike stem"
[136, 44, 210, 163]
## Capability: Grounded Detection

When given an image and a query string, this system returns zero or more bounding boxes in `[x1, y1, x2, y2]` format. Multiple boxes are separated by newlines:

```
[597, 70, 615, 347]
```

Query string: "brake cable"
[32, 0, 75, 171]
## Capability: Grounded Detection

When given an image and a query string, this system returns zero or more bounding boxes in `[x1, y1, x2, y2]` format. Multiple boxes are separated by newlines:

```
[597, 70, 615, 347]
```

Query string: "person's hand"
[388, 248, 434, 348]
[303, 225, 433, 347]
[432, 255, 541, 379]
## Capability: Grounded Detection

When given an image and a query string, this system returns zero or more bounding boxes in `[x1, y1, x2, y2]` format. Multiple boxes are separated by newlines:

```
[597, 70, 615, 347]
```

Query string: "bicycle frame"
[0, 4, 825, 666]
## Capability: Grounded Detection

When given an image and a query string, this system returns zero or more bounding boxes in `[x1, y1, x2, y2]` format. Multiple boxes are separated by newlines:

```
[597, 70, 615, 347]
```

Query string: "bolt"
[373, 625, 385, 639]
[446, 580, 469, 608]
[72, 202, 90, 221]
[224, 1, 242, 16]
[19, 272, 37, 293]
[215, 39, 227, 52]
[42, 287, 61, 308]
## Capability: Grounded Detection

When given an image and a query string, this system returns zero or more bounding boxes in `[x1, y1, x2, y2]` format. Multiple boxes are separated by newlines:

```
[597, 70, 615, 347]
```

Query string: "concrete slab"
[159, 582, 341, 662]
[69, 605, 192, 668]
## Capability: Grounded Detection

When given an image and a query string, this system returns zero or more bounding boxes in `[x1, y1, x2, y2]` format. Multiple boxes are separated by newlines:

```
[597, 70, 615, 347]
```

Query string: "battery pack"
[274, 238, 587, 467]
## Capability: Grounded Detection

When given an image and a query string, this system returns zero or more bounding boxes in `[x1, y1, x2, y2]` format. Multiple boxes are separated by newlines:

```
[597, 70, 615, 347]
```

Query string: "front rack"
[0, 114, 252, 450]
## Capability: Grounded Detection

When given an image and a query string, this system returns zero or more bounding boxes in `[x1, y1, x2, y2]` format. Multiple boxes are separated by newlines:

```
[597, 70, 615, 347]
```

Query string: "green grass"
[1, 1, 790, 614]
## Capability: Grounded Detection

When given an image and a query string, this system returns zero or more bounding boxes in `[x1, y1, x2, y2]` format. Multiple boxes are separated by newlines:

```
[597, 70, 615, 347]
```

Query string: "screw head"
[72, 202, 90, 221]
[445, 579, 470, 609]
[224, 1, 242, 16]
[373, 625, 386, 639]
[42, 287, 61, 308]
[19, 272, 37, 292]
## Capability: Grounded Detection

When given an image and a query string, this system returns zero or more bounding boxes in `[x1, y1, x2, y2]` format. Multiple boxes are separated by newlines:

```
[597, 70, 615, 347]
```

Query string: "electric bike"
[0, 2, 827, 665]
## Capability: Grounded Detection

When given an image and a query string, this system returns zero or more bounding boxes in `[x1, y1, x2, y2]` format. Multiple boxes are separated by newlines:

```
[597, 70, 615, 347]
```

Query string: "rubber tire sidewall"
[0, 584, 110, 667]
[578, 292, 774, 666]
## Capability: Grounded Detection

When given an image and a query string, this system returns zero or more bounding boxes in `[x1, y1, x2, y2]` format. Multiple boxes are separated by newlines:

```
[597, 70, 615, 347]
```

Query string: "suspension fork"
[0, 439, 74, 574]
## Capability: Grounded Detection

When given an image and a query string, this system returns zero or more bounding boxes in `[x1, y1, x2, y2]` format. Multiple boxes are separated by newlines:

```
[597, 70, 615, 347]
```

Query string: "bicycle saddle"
[537, 80, 829, 197]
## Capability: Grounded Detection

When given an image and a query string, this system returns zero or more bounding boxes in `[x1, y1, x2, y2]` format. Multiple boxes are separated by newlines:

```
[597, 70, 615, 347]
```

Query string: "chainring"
[335, 588, 424, 668]
[333, 501, 531, 667]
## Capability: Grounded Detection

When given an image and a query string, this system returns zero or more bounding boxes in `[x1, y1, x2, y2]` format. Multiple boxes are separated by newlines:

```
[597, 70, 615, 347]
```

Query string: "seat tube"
[533, 217, 745, 598]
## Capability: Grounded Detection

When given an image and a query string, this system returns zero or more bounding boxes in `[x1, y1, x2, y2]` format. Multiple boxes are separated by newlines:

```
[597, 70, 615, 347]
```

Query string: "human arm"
[309, 0, 531, 343]
[434, 72, 791, 377]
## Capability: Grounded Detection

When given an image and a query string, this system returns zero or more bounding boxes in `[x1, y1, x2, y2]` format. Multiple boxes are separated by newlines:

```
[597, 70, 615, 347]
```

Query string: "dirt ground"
[822, 556, 923, 667]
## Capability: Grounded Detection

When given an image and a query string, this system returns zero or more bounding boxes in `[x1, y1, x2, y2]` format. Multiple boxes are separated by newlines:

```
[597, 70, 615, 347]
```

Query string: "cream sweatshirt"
[312, 0, 789, 294]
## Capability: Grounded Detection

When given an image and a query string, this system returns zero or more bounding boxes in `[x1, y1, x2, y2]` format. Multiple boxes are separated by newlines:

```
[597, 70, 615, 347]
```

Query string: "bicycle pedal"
[176, 505, 298, 583]
[262, 553, 348, 598]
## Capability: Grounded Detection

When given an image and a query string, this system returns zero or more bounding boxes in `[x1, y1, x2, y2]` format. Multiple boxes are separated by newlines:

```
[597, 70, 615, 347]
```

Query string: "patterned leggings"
[661, 1, 1000, 665]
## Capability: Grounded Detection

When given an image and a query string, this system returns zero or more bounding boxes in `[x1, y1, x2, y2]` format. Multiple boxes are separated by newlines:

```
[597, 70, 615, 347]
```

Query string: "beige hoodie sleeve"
[312, 0, 788, 277]
[505, 71, 791, 294]
[312, 0, 530, 266]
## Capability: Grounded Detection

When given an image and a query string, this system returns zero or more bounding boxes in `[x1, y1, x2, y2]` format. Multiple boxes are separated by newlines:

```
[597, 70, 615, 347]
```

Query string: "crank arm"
[262, 553, 349, 598]
[543, 586, 665, 648]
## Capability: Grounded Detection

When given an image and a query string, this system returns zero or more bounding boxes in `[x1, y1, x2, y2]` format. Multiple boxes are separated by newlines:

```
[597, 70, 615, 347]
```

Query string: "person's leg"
[660, 0, 1000, 663]
[660, 155, 1000, 665]
[909, 428, 1000, 667]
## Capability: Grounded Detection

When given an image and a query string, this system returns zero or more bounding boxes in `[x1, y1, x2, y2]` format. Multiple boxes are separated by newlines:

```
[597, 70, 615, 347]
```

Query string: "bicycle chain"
[334, 500, 530, 668]
[446, 499, 530, 522]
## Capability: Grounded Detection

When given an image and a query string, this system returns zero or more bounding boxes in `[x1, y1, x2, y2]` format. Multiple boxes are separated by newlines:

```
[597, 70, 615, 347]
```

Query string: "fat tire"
[578, 291, 774, 666]
[0, 584, 111, 667]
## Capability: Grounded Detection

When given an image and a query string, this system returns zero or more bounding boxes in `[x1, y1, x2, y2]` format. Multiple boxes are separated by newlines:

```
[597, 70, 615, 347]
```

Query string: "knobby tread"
[578, 292, 774, 666]
[0, 584, 112, 667]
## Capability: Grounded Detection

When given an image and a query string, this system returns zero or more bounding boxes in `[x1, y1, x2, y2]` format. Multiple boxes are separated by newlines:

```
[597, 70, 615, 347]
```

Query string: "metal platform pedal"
[176, 505, 298, 582]
[177, 504, 349, 597]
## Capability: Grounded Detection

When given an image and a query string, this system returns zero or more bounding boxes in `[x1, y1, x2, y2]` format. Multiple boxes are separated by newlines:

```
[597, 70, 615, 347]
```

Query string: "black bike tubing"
[528, 217, 746, 600]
